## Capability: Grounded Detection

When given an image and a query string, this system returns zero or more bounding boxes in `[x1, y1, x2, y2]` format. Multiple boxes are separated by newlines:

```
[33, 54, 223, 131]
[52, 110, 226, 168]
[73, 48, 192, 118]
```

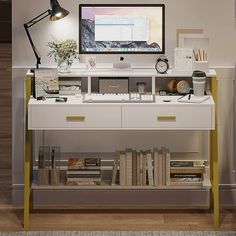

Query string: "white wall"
[13, 0, 236, 68]
[12, 0, 236, 205]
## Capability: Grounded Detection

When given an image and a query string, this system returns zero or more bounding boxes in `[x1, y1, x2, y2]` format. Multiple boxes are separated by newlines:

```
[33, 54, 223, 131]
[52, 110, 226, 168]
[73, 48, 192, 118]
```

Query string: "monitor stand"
[112, 57, 131, 70]
[113, 62, 132, 70]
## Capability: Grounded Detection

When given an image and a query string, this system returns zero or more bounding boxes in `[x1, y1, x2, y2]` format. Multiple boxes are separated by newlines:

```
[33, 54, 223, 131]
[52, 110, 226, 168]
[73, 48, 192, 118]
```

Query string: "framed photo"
[34, 69, 59, 98]
[176, 29, 203, 47]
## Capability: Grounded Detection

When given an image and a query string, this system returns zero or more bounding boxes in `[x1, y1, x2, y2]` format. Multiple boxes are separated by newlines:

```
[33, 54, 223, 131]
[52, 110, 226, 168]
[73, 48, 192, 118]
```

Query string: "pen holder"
[193, 61, 209, 73]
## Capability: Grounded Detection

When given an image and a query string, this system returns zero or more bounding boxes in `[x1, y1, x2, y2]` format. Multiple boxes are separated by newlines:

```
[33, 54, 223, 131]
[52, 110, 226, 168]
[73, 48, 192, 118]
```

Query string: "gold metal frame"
[210, 76, 220, 227]
[24, 76, 32, 229]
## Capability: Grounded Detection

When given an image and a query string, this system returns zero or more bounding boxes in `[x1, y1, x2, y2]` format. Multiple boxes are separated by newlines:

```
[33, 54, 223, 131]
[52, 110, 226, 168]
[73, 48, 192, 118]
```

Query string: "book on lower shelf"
[132, 150, 138, 186]
[146, 150, 153, 186]
[119, 151, 126, 186]
[153, 147, 170, 187]
[66, 157, 101, 186]
[125, 149, 133, 186]
[169, 159, 208, 186]
[142, 151, 147, 186]
[111, 152, 119, 185]
[67, 181, 101, 186]
[114, 147, 171, 187]
[153, 148, 158, 187]
[62, 151, 208, 188]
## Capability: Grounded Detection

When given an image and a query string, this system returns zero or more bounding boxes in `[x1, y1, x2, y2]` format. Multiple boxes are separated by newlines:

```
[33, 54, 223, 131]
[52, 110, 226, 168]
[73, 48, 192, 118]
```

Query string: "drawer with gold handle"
[28, 105, 122, 129]
[122, 105, 214, 129]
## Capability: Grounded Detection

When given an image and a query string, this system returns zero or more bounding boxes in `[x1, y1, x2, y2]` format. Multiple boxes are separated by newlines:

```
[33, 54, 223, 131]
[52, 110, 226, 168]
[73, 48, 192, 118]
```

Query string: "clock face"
[156, 60, 168, 74]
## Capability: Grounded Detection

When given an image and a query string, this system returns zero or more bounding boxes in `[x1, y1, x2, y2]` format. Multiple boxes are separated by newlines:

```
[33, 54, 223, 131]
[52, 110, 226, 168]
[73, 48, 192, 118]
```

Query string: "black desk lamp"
[24, 0, 69, 69]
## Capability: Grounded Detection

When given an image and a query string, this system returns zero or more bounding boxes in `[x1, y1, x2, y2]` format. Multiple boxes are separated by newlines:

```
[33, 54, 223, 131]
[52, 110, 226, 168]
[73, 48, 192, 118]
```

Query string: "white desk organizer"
[194, 61, 209, 73]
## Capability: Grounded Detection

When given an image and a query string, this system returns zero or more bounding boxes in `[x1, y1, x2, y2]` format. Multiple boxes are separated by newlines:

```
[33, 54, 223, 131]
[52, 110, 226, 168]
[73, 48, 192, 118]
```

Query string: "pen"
[188, 94, 191, 100]
[198, 49, 202, 61]
[193, 50, 197, 61]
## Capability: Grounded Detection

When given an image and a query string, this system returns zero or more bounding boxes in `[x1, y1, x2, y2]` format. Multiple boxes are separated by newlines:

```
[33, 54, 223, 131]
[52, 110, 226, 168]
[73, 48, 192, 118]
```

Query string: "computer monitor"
[79, 4, 165, 54]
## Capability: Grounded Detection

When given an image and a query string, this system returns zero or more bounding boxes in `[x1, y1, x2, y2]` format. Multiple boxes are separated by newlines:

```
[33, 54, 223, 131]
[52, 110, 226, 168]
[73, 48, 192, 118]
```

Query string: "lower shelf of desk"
[32, 183, 211, 190]
[30, 183, 211, 209]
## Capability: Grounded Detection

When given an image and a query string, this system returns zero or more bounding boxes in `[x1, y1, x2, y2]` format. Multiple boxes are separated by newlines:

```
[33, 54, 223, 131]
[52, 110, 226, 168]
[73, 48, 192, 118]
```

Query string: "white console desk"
[24, 69, 219, 229]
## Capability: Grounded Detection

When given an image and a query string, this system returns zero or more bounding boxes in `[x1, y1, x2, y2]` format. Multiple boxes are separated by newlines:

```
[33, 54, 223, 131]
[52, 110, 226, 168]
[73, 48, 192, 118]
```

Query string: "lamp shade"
[50, 0, 69, 21]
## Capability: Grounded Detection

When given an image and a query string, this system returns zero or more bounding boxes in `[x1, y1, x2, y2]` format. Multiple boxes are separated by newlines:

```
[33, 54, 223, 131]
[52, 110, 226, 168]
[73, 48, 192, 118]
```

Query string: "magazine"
[35, 69, 59, 98]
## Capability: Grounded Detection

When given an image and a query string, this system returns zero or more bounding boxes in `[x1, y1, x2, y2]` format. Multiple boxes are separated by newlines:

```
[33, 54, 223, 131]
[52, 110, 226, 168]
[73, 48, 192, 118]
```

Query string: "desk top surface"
[28, 95, 214, 106]
[27, 68, 217, 78]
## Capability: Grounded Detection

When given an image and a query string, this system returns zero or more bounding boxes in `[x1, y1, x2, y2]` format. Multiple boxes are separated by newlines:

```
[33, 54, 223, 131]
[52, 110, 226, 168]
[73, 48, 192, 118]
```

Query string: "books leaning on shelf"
[169, 160, 208, 186]
[113, 147, 171, 187]
[153, 147, 170, 187]
[66, 158, 101, 186]
[111, 153, 119, 185]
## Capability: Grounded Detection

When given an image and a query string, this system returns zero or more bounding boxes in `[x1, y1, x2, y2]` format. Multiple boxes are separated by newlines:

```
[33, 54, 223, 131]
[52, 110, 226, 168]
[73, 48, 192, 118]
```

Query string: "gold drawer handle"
[157, 116, 176, 121]
[66, 116, 85, 122]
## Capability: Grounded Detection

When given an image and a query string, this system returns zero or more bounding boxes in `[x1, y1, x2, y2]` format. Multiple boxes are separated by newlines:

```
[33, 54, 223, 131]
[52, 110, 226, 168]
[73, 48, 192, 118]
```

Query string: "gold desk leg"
[210, 76, 220, 228]
[24, 77, 32, 230]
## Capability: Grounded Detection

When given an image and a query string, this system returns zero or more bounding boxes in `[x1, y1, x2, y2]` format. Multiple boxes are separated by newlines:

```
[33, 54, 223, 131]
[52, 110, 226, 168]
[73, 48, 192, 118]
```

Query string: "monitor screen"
[79, 4, 165, 54]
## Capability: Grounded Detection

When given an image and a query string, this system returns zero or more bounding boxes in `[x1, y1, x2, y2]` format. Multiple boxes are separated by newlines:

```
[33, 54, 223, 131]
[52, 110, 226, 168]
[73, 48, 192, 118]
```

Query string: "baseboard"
[220, 186, 236, 207]
[12, 188, 210, 209]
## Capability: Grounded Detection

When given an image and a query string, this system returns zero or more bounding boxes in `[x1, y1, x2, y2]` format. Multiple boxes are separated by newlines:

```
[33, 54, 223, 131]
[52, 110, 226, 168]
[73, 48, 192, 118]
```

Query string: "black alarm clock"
[155, 56, 169, 74]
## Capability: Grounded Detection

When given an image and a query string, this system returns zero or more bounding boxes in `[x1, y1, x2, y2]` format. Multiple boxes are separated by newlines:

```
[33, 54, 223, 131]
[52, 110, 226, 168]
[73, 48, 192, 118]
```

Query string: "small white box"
[174, 48, 194, 73]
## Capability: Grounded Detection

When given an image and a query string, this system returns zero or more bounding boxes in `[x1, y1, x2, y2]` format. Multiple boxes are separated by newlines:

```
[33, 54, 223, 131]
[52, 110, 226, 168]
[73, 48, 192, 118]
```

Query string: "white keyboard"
[83, 93, 155, 103]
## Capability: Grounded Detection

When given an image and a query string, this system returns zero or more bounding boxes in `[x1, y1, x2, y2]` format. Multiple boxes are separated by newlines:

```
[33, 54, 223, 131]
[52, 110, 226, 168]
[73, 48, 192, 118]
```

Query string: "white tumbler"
[192, 70, 206, 96]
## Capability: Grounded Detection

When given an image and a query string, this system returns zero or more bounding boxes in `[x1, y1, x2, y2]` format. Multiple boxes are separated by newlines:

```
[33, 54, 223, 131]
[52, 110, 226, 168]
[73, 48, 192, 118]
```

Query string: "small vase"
[57, 61, 70, 73]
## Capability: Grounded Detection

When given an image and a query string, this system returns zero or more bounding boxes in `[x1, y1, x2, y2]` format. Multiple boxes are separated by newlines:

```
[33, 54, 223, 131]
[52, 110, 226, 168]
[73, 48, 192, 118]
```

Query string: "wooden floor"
[0, 43, 236, 232]
[0, 208, 235, 231]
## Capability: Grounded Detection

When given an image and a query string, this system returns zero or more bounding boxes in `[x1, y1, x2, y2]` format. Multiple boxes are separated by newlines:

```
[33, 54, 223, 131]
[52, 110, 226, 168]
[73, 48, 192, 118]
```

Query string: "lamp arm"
[23, 10, 51, 69]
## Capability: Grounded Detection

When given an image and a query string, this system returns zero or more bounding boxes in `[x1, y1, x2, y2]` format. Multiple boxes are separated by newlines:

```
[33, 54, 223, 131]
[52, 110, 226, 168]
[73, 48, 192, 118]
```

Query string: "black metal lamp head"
[50, 0, 69, 21]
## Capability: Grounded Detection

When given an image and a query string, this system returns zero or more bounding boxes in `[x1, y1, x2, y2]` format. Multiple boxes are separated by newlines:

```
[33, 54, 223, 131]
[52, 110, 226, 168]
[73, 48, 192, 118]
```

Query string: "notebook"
[177, 94, 210, 103]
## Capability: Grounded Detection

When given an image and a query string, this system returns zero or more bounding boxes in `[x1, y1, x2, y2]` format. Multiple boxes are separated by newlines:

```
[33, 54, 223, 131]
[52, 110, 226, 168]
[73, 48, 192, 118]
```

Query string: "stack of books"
[66, 158, 101, 186]
[169, 160, 207, 185]
[111, 147, 170, 187]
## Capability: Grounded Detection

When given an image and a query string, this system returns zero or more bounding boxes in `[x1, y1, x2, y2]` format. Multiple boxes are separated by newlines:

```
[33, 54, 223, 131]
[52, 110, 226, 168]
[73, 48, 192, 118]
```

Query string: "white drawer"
[28, 105, 121, 129]
[122, 105, 214, 129]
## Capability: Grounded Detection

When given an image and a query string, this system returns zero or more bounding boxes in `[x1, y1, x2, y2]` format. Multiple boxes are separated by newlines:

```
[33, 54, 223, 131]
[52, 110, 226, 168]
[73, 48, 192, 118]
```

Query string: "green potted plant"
[48, 38, 79, 73]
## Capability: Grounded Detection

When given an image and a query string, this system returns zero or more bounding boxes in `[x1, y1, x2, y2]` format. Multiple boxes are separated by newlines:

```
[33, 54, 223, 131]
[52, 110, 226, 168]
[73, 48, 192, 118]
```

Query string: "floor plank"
[0, 209, 235, 231]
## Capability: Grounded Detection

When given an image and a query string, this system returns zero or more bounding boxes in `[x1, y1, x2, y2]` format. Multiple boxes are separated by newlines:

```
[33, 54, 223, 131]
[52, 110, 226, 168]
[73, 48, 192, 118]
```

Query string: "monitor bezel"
[79, 4, 165, 54]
